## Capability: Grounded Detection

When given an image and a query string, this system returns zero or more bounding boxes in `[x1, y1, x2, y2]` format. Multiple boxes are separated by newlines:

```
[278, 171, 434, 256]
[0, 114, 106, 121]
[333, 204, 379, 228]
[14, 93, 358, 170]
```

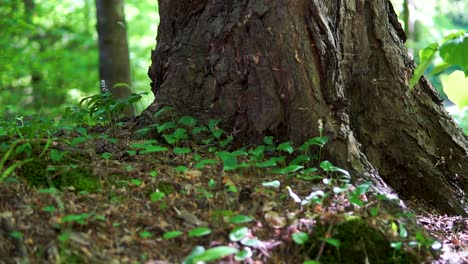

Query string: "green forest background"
[1, 0, 467, 131]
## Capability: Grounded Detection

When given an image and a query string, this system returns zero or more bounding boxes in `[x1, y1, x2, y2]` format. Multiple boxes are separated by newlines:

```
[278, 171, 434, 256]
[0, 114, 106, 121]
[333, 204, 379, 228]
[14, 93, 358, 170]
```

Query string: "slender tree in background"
[145, 0, 467, 215]
[95, 0, 134, 117]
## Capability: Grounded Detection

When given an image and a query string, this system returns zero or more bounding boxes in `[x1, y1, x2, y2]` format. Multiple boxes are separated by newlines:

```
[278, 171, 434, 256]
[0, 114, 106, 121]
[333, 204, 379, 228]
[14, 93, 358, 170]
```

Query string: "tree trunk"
[95, 0, 134, 117]
[146, 0, 467, 215]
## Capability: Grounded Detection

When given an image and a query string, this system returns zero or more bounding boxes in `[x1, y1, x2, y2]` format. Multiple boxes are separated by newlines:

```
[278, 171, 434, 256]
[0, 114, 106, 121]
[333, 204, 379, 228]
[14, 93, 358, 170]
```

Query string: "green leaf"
[229, 226, 248, 242]
[150, 191, 165, 202]
[321, 238, 340, 248]
[156, 122, 176, 133]
[130, 179, 142, 186]
[235, 248, 253, 261]
[399, 223, 408, 238]
[410, 43, 439, 88]
[277, 142, 294, 154]
[182, 246, 205, 264]
[240, 238, 264, 248]
[263, 136, 274, 145]
[229, 215, 254, 224]
[163, 230, 183, 240]
[442, 70, 468, 109]
[139, 230, 153, 238]
[290, 155, 311, 165]
[299, 137, 328, 150]
[304, 261, 320, 264]
[440, 34, 468, 75]
[174, 147, 192, 155]
[175, 165, 187, 172]
[140, 145, 168, 154]
[50, 149, 67, 162]
[354, 182, 371, 195]
[370, 207, 379, 217]
[153, 106, 174, 119]
[391, 242, 403, 250]
[194, 159, 217, 169]
[292, 232, 309, 245]
[10, 231, 23, 239]
[193, 246, 239, 262]
[178, 116, 197, 127]
[188, 227, 212, 237]
[220, 136, 234, 147]
[42, 205, 56, 213]
[217, 151, 238, 171]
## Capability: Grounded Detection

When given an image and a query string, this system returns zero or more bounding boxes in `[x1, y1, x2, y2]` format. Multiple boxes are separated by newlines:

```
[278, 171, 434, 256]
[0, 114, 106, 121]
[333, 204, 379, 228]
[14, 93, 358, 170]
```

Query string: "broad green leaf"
[174, 147, 191, 155]
[194, 159, 217, 169]
[178, 116, 197, 127]
[298, 137, 328, 152]
[440, 34, 468, 75]
[321, 238, 341, 248]
[156, 122, 176, 133]
[354, 182, 371, 195]
[217, 151, 238, 171]
[220, 136, 234, 147]
[139, 230, 152, 238]
[399, 223, 408, 238]
[182, 246, 206, 264]
[140, 145, 168, 154]
[150, 191, 165, 202]
[410, 43, 439, 88]
[188, 227, 212, 237]
[229, 215, 254, 224]
[153, 106, 174, 119]
[263, 136, 274, 145]
[277, 142, 294, 154]
[292, 232, 309, 245]
[235, 248, 253, 261]
[442, 70, 468, 109]
[163, 230, 183, 239]
[290, 155, 311, 165]
[193, 246, 239, 262]
[229, 226, 248, 241]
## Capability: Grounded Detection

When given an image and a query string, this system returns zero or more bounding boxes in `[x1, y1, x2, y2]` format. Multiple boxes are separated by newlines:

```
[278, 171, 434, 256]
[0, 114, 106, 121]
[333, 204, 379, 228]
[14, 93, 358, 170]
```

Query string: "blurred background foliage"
[391, 0, 468, 132]
[0, 0, 158, 116]
[0, 0, 467, 131]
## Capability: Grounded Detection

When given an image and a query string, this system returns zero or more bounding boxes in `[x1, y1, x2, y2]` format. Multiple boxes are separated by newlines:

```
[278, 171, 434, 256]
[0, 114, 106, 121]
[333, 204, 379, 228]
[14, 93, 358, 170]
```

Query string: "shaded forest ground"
[0, 104, 466, 263]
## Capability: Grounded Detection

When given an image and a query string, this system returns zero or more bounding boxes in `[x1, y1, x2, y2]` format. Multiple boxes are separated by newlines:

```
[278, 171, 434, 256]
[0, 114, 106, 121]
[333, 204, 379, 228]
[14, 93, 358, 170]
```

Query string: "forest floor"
[0, 116, 467, 264]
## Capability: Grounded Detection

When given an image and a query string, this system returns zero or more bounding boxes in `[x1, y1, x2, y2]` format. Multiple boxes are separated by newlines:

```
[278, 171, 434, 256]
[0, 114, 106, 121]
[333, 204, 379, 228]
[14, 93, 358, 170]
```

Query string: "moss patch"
[18, 159, 100, 192]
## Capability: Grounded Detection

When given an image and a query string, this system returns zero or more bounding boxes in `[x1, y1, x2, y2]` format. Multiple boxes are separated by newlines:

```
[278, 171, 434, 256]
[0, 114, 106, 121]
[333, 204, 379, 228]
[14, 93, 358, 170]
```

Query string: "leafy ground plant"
[0, 101, 465, 263]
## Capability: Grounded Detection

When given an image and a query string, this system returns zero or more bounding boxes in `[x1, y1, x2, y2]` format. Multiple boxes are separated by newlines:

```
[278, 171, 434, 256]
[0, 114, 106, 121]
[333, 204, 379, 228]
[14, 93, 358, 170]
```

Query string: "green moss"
[157, 181, 176, 194]
[308, 219, 413, 264]
[18, 158, 100, 192]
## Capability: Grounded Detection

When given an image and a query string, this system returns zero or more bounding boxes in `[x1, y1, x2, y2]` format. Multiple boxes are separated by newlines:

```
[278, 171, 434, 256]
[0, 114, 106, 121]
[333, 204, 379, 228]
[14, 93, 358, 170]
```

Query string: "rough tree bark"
[95, 0, 134, 117]
[145, 0, 467, 215]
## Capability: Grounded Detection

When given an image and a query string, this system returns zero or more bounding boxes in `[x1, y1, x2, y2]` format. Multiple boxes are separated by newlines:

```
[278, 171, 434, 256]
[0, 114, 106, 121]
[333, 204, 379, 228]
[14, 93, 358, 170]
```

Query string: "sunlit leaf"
[234, 247, 253, 261]
[229, 226, 248, 241]
[292, 232, 309, 245]
[442, 70, 468, 109]
[410, 43, 439, 88]
[193, 246, 238, 262]
[229, 215, 254, 224]
[188, 227, 212, 237]
[163, 230, 183, 240]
